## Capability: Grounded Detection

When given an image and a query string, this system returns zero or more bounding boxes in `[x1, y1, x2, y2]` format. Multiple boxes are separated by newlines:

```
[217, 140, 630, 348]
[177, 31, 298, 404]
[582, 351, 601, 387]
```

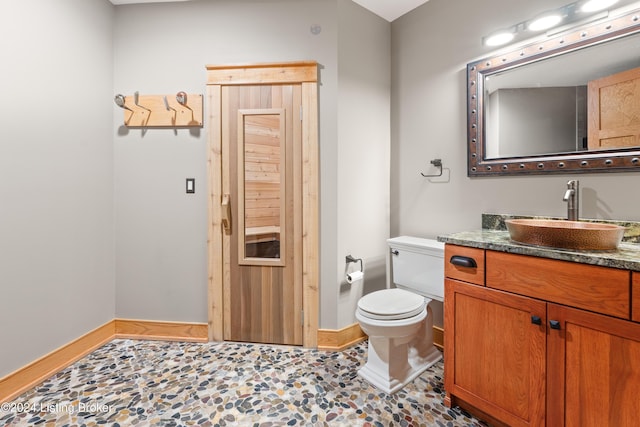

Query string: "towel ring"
[345, 255, 363, 272]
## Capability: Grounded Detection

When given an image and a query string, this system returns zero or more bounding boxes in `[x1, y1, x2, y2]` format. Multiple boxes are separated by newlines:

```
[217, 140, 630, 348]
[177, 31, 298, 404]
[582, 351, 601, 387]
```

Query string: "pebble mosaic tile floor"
[1, 339, 487, 426]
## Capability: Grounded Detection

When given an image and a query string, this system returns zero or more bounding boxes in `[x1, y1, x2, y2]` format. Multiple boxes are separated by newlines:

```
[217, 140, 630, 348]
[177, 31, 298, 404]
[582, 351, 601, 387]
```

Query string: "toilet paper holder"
[345, 255, 363, 272]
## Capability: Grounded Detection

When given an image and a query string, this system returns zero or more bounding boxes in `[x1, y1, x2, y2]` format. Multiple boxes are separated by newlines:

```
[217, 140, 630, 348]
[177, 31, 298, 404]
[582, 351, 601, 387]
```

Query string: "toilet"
[355, 236, 444, 394]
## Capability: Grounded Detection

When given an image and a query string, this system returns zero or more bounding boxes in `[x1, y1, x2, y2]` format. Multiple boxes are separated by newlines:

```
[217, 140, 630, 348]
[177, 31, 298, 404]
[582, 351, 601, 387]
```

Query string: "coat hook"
[114, 94, 133, 111]
[134, 91, 152, 113]
[164, 96, 177, 122]
[177, 91, 196, 123]
[176, 91, 188, 107]
[163, 96, 173, 111]
[420, 158, 443, 177]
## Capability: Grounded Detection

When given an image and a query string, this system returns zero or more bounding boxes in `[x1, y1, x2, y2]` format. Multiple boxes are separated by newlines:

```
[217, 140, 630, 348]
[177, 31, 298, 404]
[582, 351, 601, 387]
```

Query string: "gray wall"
[4, 0, 640, 378]
[0, 0, 115, 377]
[391, 0, 640, 326]
[1, 0, 389, 378]
[335, 0, 390, 328]
[113, 0, 391, 329]
[113, 0, 337, 323]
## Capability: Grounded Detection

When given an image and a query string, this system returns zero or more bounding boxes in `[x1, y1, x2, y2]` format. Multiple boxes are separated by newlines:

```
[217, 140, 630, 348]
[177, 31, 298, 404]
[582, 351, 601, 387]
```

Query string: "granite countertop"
[437, 214, 640, 272]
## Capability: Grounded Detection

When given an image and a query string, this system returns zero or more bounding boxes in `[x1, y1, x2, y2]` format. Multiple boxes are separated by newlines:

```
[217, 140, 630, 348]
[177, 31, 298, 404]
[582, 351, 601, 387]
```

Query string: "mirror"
[468, 5, 640, 176]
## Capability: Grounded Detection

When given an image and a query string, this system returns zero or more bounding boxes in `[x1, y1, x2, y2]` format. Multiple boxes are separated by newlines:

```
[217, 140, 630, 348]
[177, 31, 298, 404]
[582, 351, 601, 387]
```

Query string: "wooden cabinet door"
[547, 304, 640, 427]
[444, 279, 546, 427]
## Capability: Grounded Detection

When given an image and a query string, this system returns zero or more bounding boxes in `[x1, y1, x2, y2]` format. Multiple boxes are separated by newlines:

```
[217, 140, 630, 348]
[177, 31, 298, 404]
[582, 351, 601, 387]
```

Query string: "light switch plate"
[186, 178, 195, 194]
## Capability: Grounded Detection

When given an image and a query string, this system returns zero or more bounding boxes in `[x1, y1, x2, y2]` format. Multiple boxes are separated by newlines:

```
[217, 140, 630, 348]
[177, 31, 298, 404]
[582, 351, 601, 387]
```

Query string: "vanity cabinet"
[633, 272, 640, 322]
[445, 279, 546, 427]
[546, 303, 640, 426]
[444, 244, 640, 427]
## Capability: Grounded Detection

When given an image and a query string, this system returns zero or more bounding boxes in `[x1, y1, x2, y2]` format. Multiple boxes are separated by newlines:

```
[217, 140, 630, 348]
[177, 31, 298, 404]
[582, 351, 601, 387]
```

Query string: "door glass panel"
[238, 109, 285, 265]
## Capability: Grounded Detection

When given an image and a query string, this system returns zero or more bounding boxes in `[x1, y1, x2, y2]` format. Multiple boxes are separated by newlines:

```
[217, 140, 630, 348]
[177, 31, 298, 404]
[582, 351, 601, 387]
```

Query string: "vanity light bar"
[528, 13, 564, 31]
[483, 0, 620, 46]
[582, 0, 619, 12]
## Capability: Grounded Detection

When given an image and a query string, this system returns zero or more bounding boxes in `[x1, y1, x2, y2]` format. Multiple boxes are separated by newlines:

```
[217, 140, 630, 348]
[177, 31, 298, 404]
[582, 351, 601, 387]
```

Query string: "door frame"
[206, 61, 319, 347]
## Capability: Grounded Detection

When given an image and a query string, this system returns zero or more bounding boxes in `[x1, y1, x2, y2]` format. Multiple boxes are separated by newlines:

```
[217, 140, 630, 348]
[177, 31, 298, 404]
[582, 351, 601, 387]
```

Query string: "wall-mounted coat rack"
[114, 91, 203, 128]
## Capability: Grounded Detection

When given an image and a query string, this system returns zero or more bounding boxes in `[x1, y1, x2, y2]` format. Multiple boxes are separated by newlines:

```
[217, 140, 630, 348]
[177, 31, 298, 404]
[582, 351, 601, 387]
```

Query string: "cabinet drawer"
[445, 244, 485, 286]
[486, 251, 630, 319]
[633, 272, 640, 323]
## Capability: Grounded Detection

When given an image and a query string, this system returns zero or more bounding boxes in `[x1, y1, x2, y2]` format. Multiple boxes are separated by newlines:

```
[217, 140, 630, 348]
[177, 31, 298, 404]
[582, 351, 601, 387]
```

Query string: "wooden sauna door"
[588, 66, 640, 150]
[221, 84, 303, 345]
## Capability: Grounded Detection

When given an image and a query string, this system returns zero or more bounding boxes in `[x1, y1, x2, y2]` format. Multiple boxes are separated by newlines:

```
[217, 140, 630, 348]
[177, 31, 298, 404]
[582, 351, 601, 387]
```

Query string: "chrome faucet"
[563, 180, 579, 221]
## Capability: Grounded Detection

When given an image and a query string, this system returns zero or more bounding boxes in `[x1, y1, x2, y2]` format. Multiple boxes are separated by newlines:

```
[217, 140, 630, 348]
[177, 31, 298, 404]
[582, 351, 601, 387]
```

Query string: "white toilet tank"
[388, 236, 445, 301]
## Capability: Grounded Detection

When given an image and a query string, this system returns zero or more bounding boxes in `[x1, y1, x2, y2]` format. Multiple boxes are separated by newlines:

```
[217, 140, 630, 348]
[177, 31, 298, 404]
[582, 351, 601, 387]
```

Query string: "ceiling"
[108, 0, 430, 22]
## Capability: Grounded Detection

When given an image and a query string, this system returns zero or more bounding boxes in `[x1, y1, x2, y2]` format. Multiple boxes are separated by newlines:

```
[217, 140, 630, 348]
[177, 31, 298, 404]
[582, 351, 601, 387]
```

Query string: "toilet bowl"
[356, 236, 444, 394]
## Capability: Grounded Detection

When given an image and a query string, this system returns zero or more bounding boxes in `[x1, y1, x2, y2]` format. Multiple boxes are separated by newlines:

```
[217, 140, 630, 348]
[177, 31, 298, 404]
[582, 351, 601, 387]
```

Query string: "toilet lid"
[357, 288, 427, 320]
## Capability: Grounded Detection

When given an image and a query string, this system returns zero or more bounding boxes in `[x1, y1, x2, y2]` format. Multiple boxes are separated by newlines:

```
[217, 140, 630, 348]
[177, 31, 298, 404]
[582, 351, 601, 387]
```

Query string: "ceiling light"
[580, 0, 619, 12]
[528, 13, 564, 31]
[484, 31, 515, 47]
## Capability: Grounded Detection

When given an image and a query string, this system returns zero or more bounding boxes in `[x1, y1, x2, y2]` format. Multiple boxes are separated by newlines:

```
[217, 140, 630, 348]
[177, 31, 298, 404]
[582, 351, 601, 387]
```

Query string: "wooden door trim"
[206, 61, 318, 85]
[206, 61, 319, 347]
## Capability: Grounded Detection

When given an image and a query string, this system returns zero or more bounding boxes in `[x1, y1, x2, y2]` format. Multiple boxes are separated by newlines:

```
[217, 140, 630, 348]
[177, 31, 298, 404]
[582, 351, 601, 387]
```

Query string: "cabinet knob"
[531, 315, 542, 325]
[449, 255, 477, 268]
[549, 320, 561, 330]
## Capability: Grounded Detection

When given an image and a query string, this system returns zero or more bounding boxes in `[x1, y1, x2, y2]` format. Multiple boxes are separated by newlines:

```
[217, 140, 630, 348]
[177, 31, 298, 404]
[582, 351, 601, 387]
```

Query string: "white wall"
[391, 0, 640, 326]
[0, 0, 115, 377]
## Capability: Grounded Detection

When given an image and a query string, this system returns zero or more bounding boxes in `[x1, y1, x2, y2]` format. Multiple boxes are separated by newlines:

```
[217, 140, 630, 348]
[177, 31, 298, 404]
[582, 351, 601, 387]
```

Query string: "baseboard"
[0, 318, 209, 404]
[433, 326, 444, 351]
[0, 320, 115, 404]
[114, 319, 208, 342]
[317, 323, 367, 351]
[318, 324, 445, 352]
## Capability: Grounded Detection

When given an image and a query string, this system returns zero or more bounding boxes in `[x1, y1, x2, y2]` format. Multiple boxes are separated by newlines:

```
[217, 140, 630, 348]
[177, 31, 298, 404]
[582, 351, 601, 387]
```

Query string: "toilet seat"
[357, 288, 428, 320]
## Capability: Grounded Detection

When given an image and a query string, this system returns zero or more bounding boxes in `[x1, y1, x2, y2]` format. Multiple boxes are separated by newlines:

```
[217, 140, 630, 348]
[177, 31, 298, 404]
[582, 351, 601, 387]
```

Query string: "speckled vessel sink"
[505, 219, 625, 250]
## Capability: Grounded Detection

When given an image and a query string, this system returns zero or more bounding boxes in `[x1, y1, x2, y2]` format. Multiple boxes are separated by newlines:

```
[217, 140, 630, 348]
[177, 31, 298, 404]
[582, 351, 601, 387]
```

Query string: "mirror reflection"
[484, 33, 640, 159]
